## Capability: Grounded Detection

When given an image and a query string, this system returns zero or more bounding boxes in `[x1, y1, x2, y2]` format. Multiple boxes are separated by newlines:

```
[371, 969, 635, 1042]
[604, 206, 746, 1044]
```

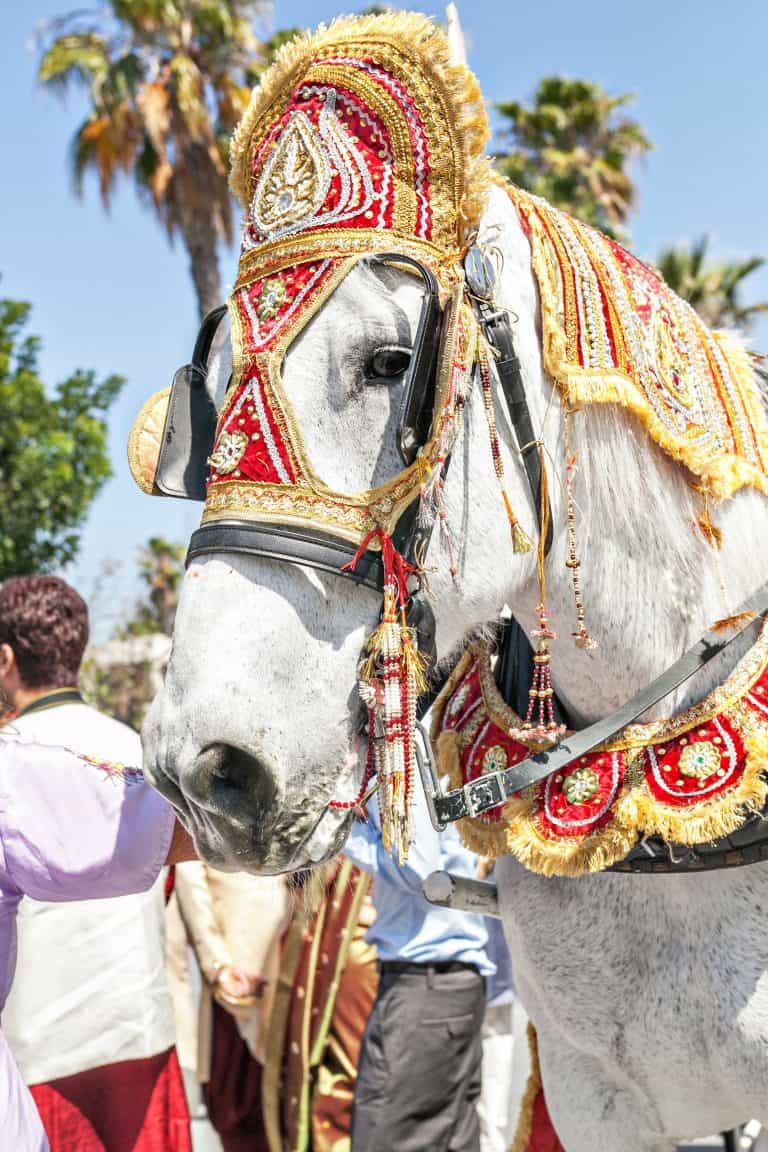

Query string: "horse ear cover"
[127, 389, 170, 495]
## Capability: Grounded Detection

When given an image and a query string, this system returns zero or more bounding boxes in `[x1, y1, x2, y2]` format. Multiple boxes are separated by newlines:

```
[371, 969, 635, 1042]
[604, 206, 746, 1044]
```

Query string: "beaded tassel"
[508, 602, 560, 739]
[342, 529, 427, 863]
[563, 408, 597, 650]
[478, 343, 533, 554]
[509, 445, 566, 742]
[328, 708, 376, 812]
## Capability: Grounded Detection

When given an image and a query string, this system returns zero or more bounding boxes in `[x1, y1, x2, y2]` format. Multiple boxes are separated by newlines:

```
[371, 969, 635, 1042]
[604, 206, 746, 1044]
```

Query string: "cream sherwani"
[168, 863, 290, 1078]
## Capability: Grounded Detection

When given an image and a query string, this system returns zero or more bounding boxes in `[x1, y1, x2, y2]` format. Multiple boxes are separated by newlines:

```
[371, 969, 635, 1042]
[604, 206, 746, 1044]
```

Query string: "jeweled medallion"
[208, 430, 248, 475]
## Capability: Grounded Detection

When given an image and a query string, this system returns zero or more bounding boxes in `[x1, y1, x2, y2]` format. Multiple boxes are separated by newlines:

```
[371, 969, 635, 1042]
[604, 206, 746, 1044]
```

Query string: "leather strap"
[187, 522, 384, 591]
[187, 520, 438, 675]
[612, 803, 768, 874]
[479, 306, 553, 556]
[432, 581, 768, 824]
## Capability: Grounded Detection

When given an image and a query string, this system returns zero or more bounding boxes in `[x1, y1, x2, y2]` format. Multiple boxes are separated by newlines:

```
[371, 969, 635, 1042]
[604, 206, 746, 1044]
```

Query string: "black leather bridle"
[166, 249, 552, 668]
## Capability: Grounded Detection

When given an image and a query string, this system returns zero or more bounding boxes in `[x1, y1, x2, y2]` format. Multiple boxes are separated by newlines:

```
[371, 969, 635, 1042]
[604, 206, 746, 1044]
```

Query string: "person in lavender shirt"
[0, 732, 193, 1150]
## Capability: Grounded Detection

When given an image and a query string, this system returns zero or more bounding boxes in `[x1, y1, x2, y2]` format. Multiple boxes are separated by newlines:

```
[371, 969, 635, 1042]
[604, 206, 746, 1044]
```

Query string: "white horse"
[143, 182, 768, 1150]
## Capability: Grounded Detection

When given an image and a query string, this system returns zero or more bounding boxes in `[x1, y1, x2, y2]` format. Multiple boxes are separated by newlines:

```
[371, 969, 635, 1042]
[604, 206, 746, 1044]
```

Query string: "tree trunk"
[179, 200, 222, 321]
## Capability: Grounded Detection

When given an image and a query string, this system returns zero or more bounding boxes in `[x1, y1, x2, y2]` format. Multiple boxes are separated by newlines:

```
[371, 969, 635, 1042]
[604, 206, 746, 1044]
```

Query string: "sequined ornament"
[678, 741, 722, 780]
[208, 431, 249, 475]
[483, 745, 508, 774]
[562, 766, 599, 805]
[432, 627, 768, 876]
[257, 276, 287, 320]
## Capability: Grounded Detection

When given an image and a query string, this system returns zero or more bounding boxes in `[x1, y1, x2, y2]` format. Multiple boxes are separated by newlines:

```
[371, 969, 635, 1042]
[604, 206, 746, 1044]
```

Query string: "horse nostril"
[194, 743, 277, 813]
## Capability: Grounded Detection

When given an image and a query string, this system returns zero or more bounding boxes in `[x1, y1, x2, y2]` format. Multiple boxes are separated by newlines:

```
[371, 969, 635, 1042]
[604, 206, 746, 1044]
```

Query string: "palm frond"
[38, 32, 110, 92]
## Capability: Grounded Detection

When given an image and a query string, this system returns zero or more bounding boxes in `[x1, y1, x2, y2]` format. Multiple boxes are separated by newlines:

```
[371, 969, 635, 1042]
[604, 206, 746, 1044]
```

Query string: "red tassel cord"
[342, 529, 428, 862]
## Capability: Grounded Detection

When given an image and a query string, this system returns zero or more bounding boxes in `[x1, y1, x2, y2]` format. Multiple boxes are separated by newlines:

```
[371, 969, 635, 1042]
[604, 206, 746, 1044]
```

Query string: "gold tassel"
[401, 624, 430, 696]
[501, 490, 533, 553]
[696, 492, 723, 550]
[711, 611, 757, 633]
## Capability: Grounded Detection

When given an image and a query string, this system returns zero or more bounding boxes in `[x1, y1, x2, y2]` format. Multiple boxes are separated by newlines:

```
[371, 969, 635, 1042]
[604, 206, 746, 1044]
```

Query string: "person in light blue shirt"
[345, 780, 495, 1152]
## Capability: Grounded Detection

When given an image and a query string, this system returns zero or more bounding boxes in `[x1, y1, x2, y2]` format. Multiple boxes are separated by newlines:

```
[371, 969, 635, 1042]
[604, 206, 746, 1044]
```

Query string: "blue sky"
[2, 1, 767, 637]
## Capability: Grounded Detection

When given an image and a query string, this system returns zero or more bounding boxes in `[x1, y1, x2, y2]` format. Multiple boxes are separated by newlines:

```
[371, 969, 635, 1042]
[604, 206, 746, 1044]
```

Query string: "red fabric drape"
[203, 1000, 269, 1152]
[29, 1046, 192, 1152]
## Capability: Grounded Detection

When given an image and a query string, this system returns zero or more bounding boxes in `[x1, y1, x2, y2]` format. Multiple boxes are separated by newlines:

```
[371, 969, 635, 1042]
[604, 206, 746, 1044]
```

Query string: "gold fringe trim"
[229, 11, 493, 245]
[505, 183, 768, 503]
[438, 729, 513, 858]
[433, 628, 768, 877]
[501, 791, 639, 880]
[617, 721, 768, 847]
[509, 1023, 543, 1152]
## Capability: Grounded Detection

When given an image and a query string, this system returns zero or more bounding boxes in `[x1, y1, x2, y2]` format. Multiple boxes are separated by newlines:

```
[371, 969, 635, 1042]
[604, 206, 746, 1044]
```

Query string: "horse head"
[130, 14, 555, 872]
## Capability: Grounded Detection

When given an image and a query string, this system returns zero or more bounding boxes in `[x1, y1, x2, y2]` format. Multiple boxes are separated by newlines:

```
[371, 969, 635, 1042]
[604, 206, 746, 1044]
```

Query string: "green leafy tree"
[656, 237, 768, 331]
[495, 77, 652, 235]
[0, 295, 123, 580]
[38, 3, 296, 318]
[120, 535, 185, 636]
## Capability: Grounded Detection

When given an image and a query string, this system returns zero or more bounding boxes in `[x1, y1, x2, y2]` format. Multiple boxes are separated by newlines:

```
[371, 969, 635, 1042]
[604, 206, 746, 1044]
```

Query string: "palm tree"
[495, 77, 652, 236]
[38, 2, 289, 319]
[656, 237, 768, 331]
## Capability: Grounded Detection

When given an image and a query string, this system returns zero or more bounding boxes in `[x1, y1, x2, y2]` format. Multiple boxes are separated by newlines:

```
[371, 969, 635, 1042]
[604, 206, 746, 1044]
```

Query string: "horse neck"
[437, 185, 768, 726]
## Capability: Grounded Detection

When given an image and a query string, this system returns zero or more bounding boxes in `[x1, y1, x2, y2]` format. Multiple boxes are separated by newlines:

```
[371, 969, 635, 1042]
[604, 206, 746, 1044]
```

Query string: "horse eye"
[368, 346, 411, 380]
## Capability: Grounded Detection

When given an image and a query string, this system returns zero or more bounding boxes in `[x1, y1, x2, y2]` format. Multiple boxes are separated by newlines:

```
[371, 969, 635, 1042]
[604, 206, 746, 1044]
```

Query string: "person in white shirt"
[0, 574, 192, 1152]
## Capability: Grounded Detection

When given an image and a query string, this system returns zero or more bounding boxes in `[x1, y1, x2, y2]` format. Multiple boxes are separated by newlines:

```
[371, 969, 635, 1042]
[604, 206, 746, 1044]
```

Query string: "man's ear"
[0, 643, 16, 682]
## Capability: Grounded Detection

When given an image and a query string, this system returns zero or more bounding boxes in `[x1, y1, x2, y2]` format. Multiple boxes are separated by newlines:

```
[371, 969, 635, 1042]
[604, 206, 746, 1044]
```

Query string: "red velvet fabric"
[527, 1087, 565, 1152]
[202, 1000, 269, 1152]
[29, 1047, 191, 1152]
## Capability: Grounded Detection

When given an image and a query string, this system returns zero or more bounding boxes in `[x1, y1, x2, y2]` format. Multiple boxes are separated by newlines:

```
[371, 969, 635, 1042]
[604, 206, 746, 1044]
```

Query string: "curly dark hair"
[0, 576, 89, 688]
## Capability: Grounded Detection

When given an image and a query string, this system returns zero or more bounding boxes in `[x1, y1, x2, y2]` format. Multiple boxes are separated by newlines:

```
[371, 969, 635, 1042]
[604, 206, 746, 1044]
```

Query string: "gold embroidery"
[653, 307, 694, 409]
[432, 628, 768, 877]
[563, 767, 599, 804]
[208, 431, 249, 475]
[252, 112, 330, 237]
[508, 184, 768, 502]
[678, 741, 721, 780]
[257, 277, 287, 320]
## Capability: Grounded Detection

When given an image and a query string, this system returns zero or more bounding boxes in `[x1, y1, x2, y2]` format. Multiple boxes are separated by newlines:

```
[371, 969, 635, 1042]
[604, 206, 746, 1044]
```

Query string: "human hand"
[214, 965, 266, 1001]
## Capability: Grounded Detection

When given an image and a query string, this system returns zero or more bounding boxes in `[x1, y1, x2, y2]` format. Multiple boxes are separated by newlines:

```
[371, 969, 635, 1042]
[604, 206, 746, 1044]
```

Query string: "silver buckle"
[463, 773, 505, 819]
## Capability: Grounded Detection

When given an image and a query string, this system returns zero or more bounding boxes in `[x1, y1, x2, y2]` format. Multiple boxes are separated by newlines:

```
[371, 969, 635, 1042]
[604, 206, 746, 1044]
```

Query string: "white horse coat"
[144, 185, 768, 1149]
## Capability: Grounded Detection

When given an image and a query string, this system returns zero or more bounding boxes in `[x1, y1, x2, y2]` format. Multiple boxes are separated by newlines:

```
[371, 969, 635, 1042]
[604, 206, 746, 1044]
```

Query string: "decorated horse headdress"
[128, 10, 768, 868]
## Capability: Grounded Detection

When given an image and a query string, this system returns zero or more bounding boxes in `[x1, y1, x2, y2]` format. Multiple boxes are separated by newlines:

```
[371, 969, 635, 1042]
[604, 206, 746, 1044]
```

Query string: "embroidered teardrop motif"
[251, 112, 330, 238]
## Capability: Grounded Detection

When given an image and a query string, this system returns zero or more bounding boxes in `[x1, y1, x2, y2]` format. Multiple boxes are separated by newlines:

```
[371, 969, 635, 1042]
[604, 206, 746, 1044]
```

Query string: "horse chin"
[150, 754, 355, 875]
